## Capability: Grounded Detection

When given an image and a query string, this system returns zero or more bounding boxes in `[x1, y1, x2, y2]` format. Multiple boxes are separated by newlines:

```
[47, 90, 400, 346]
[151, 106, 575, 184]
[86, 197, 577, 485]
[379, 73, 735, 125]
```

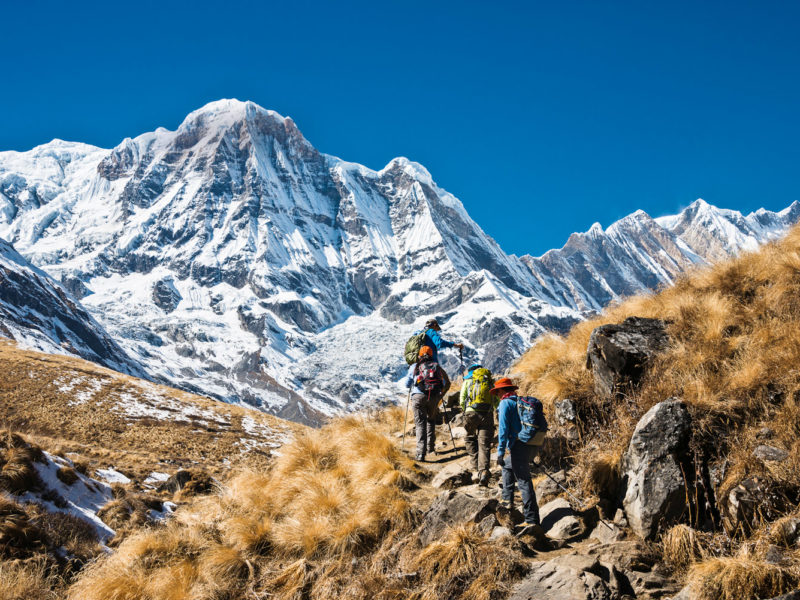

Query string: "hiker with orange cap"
[494, 377, 548, 535]
[404, 345, 451, 461]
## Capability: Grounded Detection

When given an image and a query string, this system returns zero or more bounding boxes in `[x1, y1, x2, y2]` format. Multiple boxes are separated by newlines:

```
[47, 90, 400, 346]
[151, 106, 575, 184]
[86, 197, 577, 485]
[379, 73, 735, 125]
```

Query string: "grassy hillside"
[513, 225, 800, 598]
[0, 340, 303, 482]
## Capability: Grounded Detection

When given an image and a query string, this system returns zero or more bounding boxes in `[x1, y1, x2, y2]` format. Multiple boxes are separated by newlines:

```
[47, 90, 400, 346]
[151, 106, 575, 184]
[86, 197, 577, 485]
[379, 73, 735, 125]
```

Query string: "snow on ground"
[95, 468, 131, 485]
[20, 452, 115, 540]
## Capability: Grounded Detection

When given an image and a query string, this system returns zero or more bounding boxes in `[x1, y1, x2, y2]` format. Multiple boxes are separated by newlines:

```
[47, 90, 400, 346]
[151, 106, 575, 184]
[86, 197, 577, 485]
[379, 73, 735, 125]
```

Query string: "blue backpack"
[516, 396, 548, 446]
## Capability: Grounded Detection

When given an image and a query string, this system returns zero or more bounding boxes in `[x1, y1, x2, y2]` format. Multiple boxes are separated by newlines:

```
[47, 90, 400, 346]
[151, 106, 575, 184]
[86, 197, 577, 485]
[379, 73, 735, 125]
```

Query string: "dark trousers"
[502, 442, 540, 525]
[412, 393, 438, 458]
[464, 410, 494, 475]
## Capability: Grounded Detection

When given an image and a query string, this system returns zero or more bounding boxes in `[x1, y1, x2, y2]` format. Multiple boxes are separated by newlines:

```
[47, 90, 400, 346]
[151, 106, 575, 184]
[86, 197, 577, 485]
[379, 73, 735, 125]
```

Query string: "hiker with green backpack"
[403, 318, 464, 365]
[460, 364, 497, 486]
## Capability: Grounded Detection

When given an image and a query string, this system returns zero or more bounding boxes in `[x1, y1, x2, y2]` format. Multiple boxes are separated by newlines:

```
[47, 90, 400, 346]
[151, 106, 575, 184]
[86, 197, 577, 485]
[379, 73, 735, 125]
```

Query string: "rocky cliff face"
[0, 99, 796, 422]
[0, 238, 142, 376]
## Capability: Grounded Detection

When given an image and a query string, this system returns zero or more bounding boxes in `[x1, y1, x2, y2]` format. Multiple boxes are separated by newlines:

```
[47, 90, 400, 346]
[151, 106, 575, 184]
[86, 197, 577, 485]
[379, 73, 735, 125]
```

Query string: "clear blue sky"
[2, 0, 798, 256]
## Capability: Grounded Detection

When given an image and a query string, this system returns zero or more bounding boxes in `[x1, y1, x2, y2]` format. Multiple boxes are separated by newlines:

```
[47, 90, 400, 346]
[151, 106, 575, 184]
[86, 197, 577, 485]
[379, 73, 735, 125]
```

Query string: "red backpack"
[415, 361, 444, 394]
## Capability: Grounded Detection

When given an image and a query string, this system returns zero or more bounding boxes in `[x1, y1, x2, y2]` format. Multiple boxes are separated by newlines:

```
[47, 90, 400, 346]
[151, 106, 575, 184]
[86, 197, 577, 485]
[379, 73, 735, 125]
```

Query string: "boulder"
[418, 490, 498, 546]
[535, 470, 565, 500]
[508, 554, 615, 600]
[489, 525, 513, 541]
[476, 513, 500, 536]
[753, 444, 789, 462]
[589, 519, 626, 544]
[430, 462, 473, 489]
[555, 399, 576, 425]
[540, 497, 582, 540]
[621, 399, 691, 540]
[586, 317, 669, 397]
[450, 426, 467, 440]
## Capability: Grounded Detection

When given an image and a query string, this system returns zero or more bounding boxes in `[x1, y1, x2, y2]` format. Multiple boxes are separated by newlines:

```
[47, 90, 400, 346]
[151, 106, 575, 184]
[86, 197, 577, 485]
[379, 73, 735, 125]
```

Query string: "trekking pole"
[401, 386, 412, 453]
[459, 346, 465, 377]
[537, 465, 615, 531]
[443, 399, 457, 451]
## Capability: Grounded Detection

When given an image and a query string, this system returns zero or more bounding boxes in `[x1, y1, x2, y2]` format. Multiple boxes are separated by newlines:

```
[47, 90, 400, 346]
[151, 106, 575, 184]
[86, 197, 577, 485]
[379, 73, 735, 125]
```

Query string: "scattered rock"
[535, 470, 565, 500]
[555, 399, 576, 425]
[450, 426, 467, 440]
[540, 497, 582, 540]
[430, 462, 473, 489]
[753, 444, 789, 462]
[509, 553, 614, 600]
[589, 519, 626, 544]
[152, 278, 182, 313]
[586, 317, 670, 397]
[418, 491, 498, 546]
[621, 399, 691, 540]
[489, 525, 513, 541]
[476, 513, 500, 536]
[449, 412, 465, 427]
[757, 426, 776, 440]
[764, 544, 791, 566]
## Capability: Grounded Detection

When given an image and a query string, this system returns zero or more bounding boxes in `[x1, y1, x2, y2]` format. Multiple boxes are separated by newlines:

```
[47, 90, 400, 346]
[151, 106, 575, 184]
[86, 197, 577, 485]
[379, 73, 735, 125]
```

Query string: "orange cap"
[490, 377, 518, 394]
[418, 345, 434, 358]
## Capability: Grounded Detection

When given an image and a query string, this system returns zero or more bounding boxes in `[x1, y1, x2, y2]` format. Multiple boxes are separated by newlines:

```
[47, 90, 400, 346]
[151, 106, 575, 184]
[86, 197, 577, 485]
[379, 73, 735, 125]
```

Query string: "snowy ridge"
[0, 99, 797, 422]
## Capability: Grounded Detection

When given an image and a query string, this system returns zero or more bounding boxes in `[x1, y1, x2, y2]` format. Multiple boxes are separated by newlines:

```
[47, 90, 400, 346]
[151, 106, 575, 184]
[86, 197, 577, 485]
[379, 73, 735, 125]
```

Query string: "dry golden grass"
[662, 524, 708, 572]
[67, 413, 528, 600]
[687, 555, 799, 600]
[0, 340, 303, 484]
[0, 559, 57, 600]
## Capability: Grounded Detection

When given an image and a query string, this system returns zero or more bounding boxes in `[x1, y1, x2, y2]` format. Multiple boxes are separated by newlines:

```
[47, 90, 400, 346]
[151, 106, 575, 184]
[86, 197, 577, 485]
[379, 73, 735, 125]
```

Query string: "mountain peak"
[178, 99, 290, 134]
[381, 157, 434, 185]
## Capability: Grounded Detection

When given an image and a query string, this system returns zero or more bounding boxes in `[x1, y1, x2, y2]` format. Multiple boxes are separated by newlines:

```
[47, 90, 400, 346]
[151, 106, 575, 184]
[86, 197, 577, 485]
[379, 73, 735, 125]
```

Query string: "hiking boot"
[516, 522, 545, 538]
[471, 471, 480, 483]
[478, 470, 490, 487]
[415, 454, 425, 462]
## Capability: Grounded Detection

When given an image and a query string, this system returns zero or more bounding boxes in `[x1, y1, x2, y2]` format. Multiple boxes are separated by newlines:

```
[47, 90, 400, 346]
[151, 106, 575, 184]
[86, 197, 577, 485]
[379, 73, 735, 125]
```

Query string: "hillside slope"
[514, 224, 800, 599]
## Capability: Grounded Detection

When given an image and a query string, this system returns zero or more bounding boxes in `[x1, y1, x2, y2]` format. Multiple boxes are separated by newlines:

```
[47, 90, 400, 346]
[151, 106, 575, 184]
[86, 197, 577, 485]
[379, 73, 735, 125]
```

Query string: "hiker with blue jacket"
[494, 377, 547, 534]
[418, 318, 464, 362]
[404, 345, 451, 462]
[460, 364, 496, 486]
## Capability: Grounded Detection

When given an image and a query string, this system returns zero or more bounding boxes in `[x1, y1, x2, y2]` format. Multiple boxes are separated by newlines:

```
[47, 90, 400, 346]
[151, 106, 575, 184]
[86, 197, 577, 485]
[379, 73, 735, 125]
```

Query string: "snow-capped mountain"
[0, 99, 797, 423]
[0, 238, 143, 375]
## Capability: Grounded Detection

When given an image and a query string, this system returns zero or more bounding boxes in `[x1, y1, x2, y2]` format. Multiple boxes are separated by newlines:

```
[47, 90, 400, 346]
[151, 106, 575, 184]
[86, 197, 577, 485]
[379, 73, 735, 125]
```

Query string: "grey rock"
[430, 462, 473, 489]
[589, 519, 626, 544]
[555, 399, 576, 425]
[450, 426, 467, 440]
[753, 444, 789, 462]
[152, 278, 182, 313]
[586, 317, 670, 397]
[767, 591, 800, 600]
[535, 469, 565, 500]
[418, 490, 498, 546]
[540, 497, 583, 540]
[489, 525, 513, 541]
[509, 553, 613, 600]
[621, 399, 691, 540]
[476, 513, 500, 536]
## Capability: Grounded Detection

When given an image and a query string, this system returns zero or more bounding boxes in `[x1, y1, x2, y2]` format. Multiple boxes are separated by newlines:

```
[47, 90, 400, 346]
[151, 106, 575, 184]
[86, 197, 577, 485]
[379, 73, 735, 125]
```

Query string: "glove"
[455, 342, 465, 350]
[497, 455, 505, 468]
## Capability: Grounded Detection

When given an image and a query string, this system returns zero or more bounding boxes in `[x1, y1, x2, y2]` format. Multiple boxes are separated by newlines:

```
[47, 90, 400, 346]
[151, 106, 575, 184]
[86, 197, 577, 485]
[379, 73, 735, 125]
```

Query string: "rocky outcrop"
[418, 490, 497, 546]
[430, 462, 472, 489]
[509, 540, 678, 600]
[586, 317, 670, 397]
[152, 278, 182, 313]
[621, 399, 692, 540]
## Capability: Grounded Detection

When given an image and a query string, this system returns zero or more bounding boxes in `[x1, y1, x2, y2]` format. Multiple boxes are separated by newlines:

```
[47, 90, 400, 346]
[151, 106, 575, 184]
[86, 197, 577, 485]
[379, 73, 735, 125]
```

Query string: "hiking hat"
[424, 318, 441, 331]
[490, 377, 518, 394]
[418, 345, 434, 359]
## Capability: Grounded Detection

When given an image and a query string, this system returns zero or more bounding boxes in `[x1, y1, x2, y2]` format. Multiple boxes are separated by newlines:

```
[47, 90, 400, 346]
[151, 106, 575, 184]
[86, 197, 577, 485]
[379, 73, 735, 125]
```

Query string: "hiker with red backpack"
[460, 364, 496, 486]
[494, 377, 548, 535]
[404, 345, 451, 461]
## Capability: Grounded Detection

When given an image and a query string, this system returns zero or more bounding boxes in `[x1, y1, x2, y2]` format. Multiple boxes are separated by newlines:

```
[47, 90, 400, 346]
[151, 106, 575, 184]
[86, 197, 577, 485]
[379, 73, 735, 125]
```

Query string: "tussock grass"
[687, 555, 799, 600]
[0, 559, 57, 600]
[68, 414, 528, 600]
[662, 524, 708, 571]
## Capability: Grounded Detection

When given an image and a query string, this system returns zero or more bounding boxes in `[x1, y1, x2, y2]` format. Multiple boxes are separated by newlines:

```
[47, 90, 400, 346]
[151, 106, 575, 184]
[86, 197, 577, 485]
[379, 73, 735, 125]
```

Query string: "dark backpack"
[404, 331, 429, 365]
[415, 361, 444, 395]
[516, 396, 548, 446]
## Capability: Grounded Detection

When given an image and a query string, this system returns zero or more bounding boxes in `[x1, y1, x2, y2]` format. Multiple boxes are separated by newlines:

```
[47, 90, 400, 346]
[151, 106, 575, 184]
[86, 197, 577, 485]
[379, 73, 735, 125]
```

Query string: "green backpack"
[404, 331, 428, 365]
[467, 368, 494, 411]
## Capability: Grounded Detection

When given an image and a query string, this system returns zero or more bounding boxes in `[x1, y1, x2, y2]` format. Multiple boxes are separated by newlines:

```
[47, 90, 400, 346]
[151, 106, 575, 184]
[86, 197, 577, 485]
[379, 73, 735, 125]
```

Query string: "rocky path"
[396, 414, 683, 600]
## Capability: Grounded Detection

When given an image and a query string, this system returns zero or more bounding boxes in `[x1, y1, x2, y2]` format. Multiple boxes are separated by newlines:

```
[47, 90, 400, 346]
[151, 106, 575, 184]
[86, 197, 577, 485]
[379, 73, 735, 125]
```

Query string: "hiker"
[494, 377, 545, 533]
[417, 318, 465, 363]
[404, 345, 451, 461]
[460, 363, 496, 486]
